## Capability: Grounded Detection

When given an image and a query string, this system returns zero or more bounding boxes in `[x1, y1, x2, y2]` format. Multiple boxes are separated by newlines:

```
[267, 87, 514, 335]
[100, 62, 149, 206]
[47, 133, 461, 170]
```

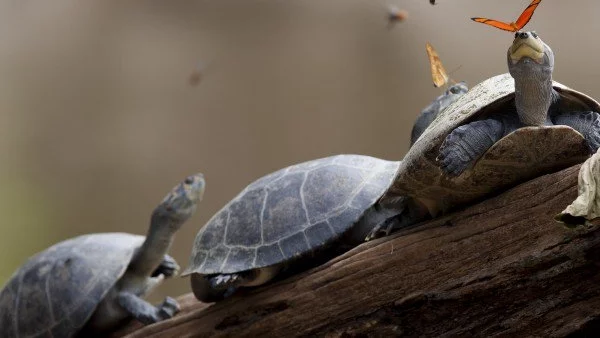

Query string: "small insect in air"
[387, 5, 408, 29]
[430, 0, 436, 4]
[189, 61, 208, 87]
[426, 42, 453, 88]
[471, 0, 542, 32]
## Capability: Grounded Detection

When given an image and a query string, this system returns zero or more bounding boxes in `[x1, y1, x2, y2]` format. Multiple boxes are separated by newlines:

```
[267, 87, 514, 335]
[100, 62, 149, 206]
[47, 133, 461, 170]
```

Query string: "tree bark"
[112, 164, 600, 337]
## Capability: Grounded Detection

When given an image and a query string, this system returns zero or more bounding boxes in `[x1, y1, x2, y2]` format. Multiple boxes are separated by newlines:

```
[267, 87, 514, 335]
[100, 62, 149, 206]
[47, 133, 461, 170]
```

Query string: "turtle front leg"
[364, 197, 430, 240]
[437, 118, 505, 177]
[151, 254, 180, 278]
[552, 111, 600, 153]
[117, 292, 180, 325]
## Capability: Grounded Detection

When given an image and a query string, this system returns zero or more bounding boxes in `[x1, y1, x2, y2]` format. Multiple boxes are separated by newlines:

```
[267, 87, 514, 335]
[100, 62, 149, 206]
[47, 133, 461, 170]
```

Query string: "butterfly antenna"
[445, 64, 462, 85]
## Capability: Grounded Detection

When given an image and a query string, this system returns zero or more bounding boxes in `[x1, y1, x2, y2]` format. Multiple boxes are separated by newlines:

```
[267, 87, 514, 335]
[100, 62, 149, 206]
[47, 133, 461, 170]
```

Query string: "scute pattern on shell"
[186, 155, 399, 275]
[382, 73, 600, 211]
[0, 233, 144, 338]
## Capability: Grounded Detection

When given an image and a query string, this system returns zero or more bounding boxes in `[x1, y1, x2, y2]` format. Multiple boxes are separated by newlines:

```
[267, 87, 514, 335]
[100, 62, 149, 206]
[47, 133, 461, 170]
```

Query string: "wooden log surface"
[112, 164, 600, 337]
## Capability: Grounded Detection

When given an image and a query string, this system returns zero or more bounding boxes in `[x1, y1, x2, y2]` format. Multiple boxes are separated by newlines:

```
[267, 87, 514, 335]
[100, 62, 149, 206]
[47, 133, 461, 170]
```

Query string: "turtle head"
[506, 31, 555, 126]
[446, 81, 468, 95]
[152, 173, 205, 229]
[508, 31, 554, 75]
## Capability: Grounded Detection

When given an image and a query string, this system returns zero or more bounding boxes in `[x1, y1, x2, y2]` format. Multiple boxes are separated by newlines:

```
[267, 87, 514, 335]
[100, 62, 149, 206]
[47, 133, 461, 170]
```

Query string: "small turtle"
[183, 155, 409, 302]
[0, 174, 205, 337]
[411, 81, 469, 146]
[376, 31, 600, 236]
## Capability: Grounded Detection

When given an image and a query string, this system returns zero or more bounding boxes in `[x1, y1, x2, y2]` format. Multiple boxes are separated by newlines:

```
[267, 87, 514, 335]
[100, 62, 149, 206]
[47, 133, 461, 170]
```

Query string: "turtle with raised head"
[185, 31, 600, 302]
[375, 31, 600, 235]
[0, 174, 205, 337]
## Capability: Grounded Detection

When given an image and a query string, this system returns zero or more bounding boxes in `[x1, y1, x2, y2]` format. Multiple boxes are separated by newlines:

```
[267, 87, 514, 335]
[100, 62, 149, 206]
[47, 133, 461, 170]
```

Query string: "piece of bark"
[112, 164, 600, 337]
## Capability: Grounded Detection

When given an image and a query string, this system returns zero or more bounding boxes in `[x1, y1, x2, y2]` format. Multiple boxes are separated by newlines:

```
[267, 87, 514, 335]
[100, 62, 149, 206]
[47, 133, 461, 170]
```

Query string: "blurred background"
[0, 0, 599, 302]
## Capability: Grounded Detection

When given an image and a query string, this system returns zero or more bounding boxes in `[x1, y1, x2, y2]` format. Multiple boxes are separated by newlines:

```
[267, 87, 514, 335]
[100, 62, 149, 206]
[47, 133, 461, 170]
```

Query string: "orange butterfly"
[426, 42, 450, 88]
[471, 0, 541, 32]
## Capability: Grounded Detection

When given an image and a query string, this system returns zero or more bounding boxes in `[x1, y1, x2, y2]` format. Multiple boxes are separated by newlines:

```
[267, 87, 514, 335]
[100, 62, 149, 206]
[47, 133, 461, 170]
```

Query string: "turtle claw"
[153, 255, 180, 278]
[437, 119, 504, 178]
[437, 126, 473, 177]
[581, 112, 600, 153]
[365, 224, 392, 241]
[365, 218, 398, 241]
[437, 153, 469, 177]
[157, 296, 180, 320]
[209, 274, 243, 290]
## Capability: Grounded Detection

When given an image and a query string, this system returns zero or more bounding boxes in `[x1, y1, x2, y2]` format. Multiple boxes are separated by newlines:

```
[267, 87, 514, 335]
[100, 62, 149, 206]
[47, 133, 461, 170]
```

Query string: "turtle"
[375, 31, 600, 236]
[183, 155, 408, 302]
[411, 81, 469, 146]
[0, 173, 205, 337]
[184, 31, 600, 302]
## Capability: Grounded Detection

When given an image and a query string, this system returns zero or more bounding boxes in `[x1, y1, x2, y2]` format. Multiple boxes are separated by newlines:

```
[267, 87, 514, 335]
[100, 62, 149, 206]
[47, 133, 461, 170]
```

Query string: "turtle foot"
[152, 254, 180, 278]
[365, 222, 394, 241]
[552, 111, 600, 154]
[577, 112, 600, 153]
[117, 292, 180, 325]
[157, 296, 180, 320]
[191, 274, 233, 302]
[437, 119, 504, 177]
[209, 273, 246, 290]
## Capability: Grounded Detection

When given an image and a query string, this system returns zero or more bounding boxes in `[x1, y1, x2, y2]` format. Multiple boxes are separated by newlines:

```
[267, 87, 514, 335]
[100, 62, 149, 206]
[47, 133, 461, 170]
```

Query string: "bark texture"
[113, 164, 600, 337]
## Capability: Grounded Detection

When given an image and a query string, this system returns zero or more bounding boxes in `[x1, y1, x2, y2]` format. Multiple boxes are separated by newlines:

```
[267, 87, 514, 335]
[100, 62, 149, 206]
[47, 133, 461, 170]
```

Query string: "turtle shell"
[383, 73, 600, 214]
[184, 154, 398, 276]
[0, 233, 144, 338]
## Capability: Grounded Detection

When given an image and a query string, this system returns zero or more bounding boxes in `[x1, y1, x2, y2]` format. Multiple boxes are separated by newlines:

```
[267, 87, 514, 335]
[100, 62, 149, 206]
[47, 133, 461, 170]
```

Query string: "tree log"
[112, 164, 600, 337]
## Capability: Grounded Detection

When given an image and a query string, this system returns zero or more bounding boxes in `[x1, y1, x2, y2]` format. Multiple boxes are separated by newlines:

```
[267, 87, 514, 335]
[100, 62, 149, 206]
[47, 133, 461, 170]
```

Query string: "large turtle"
[0, 174, 204, 337]
[185, 31, 600, 302]
[377, 31, 600, 235]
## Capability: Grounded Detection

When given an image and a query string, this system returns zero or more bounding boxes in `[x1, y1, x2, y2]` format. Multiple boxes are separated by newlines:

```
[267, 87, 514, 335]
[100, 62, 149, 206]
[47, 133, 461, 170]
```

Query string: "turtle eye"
[531, 31, 538, 38]
[184, 177, 194, 185]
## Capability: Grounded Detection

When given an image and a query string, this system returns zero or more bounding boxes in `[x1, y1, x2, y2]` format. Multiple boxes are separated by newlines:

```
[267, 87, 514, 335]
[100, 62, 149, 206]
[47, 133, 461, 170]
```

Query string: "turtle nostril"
[519, 32, 528, 39]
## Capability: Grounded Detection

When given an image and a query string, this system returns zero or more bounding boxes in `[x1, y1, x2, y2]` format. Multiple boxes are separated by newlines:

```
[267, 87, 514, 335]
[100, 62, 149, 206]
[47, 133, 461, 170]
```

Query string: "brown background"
[0, 0, 598, 302]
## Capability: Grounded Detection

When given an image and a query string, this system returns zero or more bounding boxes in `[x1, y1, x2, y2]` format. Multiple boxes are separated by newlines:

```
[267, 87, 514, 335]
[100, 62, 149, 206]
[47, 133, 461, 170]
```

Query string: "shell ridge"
[302, 231, 312, 250]
[276, 242, 286, 260]
[259, 189, 268, 246]
[44, 263, 56, 328]
[299, 171, 311, 227]
[251, 248, 259, 268]
[217, 248, 232, 272]
[222, 210, 231, 248]
[14, 269, 23, 338]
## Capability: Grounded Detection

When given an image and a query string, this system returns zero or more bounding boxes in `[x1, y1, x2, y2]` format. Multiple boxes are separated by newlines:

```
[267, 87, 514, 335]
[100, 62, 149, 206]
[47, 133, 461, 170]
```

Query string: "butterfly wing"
[514, 0, 542, 30]
[426, 42, 449, 88]
[471, 17, 517, 32]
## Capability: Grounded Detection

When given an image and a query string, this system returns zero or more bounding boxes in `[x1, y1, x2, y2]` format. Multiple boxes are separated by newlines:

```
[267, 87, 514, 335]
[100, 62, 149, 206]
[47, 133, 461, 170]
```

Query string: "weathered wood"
[113, 164, 600, 337]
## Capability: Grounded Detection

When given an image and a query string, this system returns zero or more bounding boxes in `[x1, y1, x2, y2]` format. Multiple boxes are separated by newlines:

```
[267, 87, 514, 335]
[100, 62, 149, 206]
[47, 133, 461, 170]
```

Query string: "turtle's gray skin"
[411, 81, 469, 146]
[0, 174, 204, 337]
[378, 31, 600, 235]
[183, 155, 413, 302]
